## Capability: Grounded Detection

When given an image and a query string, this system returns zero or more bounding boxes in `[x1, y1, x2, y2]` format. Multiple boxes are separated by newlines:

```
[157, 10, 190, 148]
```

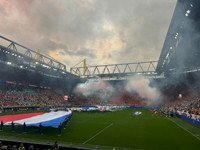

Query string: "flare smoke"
[74, 79, 114, 102]
[126, 75, 162, 106]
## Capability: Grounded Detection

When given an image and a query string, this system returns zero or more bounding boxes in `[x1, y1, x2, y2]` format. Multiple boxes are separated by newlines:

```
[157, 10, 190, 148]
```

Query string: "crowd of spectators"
[69, 92, 144, 107]
[163, 91, 200, 122]
[0, 84, 65, 107]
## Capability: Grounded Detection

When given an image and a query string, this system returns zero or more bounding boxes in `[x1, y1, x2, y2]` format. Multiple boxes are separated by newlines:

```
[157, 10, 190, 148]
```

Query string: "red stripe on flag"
[0, 113, 44, 123]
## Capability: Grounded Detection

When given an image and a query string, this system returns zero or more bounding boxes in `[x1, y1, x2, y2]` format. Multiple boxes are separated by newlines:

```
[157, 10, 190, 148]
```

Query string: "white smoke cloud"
[74, 79, 114, 103]
[125, 75, 162, 106]
[74, 75, 162, 106]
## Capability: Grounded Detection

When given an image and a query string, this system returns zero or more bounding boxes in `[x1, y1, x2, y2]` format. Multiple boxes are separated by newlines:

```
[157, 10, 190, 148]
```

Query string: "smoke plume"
[126, 75, 162, 106]
[73, 75, 162, 106]
[74, 79, 114, 103]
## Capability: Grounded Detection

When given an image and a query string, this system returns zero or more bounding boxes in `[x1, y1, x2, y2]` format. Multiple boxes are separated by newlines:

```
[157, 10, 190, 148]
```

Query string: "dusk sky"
[0, 0, 176, 71]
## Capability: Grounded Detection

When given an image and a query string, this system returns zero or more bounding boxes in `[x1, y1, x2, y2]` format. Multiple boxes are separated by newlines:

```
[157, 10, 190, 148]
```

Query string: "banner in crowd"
[178, 114, 200, 127]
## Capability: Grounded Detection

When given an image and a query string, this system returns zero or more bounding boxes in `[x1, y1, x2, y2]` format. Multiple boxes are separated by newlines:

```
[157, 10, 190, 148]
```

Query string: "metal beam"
[0, 35, 66, 71]
[70, 61, 159, 79]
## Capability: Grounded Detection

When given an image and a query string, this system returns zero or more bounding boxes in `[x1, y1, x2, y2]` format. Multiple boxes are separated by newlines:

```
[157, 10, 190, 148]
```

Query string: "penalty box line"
[83, 123, 113, 144]
[167, 117, 200, 141]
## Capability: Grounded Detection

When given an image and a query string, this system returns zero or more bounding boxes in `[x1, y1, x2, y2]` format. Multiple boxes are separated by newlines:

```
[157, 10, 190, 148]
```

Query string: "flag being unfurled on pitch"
[1, 111, 72, 128]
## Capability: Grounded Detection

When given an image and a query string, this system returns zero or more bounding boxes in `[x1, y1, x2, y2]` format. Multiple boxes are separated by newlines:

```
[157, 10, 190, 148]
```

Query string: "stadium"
[0, 0, 200, 149]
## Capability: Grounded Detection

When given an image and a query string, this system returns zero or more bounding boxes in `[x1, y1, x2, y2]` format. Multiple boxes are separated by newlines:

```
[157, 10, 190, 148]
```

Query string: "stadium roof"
[0, 35, 79, 80]
[156, 0, 200, 75]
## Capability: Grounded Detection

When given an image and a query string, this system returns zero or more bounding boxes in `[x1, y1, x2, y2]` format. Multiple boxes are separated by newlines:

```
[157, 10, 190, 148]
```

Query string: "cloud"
[0, 0, 176, 69]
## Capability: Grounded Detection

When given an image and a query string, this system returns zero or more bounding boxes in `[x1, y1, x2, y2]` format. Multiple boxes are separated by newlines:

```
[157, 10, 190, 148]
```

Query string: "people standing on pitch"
[23, 122, 27, 133]
[12, 121, 15, 132]
[64, 117, 68, 129]
[152, 109, 154, 116]
[39, 123, 42, 134]
[58, 123, 62, 136]
[0, 121, 3, 131]
[155, 110, 158, 116]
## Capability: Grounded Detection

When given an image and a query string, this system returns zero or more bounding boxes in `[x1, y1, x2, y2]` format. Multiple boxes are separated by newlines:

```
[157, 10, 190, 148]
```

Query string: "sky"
[0, 0, 176, 71]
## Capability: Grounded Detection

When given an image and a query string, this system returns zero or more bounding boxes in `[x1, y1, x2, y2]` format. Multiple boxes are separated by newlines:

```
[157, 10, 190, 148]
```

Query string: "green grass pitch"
[0, 109, 200, 150]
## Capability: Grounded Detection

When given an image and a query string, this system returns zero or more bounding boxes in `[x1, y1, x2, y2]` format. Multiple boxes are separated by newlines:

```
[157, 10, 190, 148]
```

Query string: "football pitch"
[0, 109, 200, 150]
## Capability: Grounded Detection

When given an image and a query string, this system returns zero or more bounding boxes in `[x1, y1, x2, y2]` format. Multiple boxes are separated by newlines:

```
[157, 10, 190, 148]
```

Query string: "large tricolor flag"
[0, 111, 72, 128]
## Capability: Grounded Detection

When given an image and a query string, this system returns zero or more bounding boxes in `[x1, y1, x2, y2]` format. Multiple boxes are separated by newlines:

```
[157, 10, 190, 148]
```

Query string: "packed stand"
[0, 84, 65, 107]
[163, 91, 200, 122]
[69, 91, 144, 106]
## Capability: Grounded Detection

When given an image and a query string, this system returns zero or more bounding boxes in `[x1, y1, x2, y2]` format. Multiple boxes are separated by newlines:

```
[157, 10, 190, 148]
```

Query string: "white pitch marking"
[83, 123, 113, 144]
[167, 117, 200, 141]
